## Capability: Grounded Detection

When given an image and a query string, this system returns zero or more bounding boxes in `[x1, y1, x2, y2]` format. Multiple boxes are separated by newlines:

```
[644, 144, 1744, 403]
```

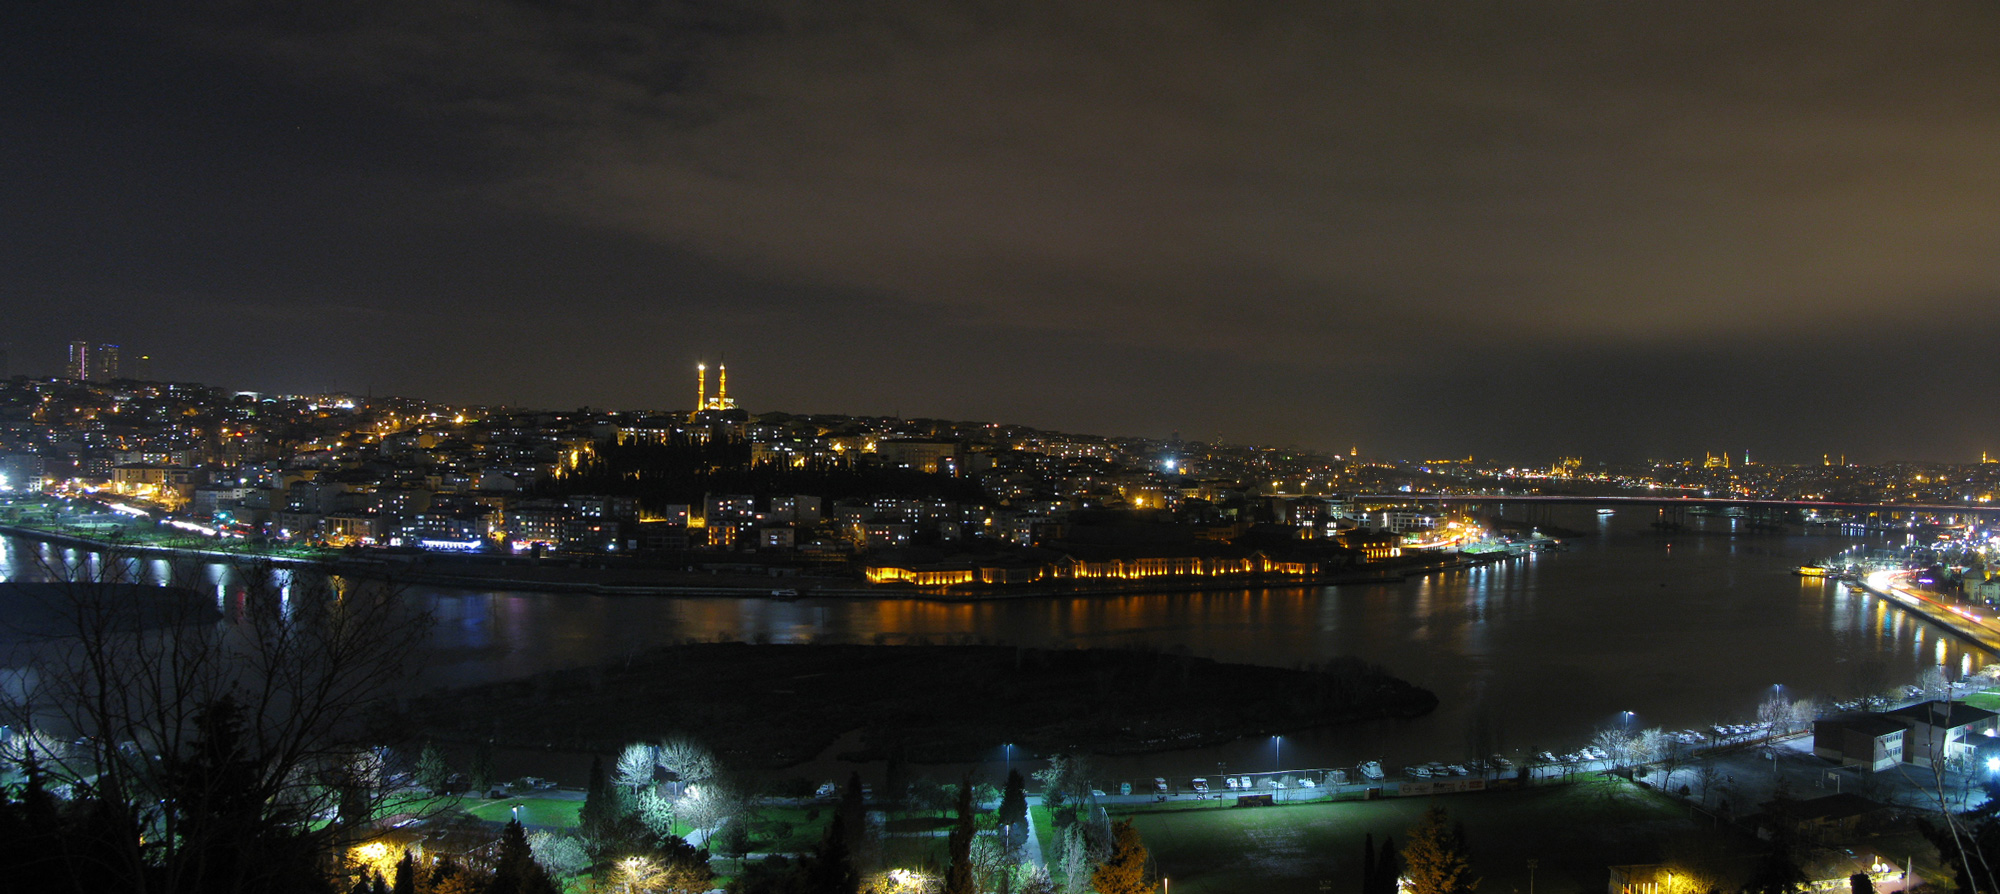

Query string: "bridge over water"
[1349, 494, 2000, 516]
[1343, 493, 2000, 529]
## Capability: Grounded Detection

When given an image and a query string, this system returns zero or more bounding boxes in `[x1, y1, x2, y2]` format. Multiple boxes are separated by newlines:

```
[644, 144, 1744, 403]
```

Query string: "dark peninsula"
[408, 642, 1436, 767]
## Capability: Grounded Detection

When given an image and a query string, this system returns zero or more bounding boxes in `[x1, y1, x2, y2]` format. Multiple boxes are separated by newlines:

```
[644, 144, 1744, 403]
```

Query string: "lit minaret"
[717, 362, 728, 409]
[693, 363, 707, 422]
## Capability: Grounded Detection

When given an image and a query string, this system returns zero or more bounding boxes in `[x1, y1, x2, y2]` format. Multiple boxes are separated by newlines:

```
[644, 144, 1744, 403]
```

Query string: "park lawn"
[1029, 805, 1061, 865]
[1963, 691, 2000, 713]
[879, 826, 950, 872]
[466, 796, 583, 828]
[739, 805, 835, 854]
[1116, 777, 1750, 894]
[376, 792, 464, 822]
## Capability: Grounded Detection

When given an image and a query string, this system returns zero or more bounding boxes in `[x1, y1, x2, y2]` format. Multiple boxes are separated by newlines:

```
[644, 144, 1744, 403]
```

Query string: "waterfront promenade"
[1852, 568, 2000, 653]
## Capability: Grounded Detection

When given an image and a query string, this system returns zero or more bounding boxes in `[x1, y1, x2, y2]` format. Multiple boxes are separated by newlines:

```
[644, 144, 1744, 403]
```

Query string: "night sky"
[6, 2, 2000, 463]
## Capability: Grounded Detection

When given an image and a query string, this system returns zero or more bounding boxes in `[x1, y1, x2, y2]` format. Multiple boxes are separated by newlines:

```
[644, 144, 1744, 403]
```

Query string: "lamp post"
[1005, 742, 1013, 776]
[1272, 735, 1282, 772]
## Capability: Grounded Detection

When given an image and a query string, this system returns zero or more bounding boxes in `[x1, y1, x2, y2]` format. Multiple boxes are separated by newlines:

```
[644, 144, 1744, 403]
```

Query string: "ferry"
[1793, 565, 1828, 577]
[1596, 508, 1616, 516]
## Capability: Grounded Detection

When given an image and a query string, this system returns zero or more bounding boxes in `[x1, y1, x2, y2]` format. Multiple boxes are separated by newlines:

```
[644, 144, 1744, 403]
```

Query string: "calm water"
[0, 508, 1976, 774]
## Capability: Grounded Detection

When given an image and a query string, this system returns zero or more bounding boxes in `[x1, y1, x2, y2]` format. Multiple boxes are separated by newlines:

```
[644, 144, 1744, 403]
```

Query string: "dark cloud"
[5, 1, 1999, 460]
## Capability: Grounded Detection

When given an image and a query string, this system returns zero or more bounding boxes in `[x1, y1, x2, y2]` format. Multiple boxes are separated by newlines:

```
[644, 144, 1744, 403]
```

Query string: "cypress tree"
[1362, 833, 1378, 894]
[579, 756, 615, 835]
[944, 779, 976, 894]
[392, 850, 415, 894]
[489, 819, 559, 894]
[803, 815, 860, 894]
[1375, 837, 1400, 894]
[1000, 769, 1028, 828]
[838, 771, 867, 858]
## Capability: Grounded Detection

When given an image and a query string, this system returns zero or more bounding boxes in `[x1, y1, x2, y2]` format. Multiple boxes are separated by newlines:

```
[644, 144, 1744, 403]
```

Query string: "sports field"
[1115, 777, 1748, 894]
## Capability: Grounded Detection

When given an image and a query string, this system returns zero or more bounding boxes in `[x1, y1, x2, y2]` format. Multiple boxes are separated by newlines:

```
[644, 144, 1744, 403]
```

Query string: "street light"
[1005, 743, 1013, 775]
[1272, 735, 1282, 772]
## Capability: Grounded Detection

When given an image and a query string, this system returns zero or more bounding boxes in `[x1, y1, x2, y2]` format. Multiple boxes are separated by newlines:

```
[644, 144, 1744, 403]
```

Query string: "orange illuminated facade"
[865, 551, 1339, 588]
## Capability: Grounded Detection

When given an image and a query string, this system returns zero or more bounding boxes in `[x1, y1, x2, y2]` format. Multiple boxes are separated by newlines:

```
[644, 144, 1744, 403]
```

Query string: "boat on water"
[1793, 565, 1827, 577]
[1357, 761, 1384, 780]
[1596, 508, 1616, 516]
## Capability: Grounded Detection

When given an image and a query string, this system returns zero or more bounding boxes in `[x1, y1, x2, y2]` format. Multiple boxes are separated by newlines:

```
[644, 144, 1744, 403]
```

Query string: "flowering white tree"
[615, 742, 658, 791]
[632, 788, 676, 838]
[654, 737, 716, 793]
[526, 831, 590, 880]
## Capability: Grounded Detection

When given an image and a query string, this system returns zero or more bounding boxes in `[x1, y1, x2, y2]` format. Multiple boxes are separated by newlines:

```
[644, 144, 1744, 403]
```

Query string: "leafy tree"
[632, 788, 678, 838]
[1001, 770, 1029, 828]
[1035, 753, 1095, 811]
[909, 777, 948, 817]
[1403, 807, 1477, 894]
[1090, 819, 1149, 894]
[416, 742, 451, 793]
[1052, 824, 1092, 894]
[1849, 873, 1874, 894]
[468, 741, 496, 794]
[713, 819, 753, 864]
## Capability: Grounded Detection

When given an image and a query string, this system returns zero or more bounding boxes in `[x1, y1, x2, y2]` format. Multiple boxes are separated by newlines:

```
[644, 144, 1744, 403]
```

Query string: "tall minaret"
[718, 362, 728, 409]
[695, 363, 707, 419]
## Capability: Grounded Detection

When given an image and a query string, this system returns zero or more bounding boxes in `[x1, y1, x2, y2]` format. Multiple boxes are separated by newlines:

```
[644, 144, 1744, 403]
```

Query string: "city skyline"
[7, 3, 2000, 463]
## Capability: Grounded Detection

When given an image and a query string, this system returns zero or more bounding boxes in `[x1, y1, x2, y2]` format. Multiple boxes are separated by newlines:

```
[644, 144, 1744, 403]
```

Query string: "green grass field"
[736, 804, 836, 854]
[466, 796, 583, 828]
[1114, 777, 1751, 894]
[1028, 805, 1058, 862]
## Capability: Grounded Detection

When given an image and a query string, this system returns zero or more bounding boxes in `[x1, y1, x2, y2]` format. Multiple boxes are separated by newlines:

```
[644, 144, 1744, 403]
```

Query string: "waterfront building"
[1882, 699, 1999, 768]
[1810, 714, 1908, 772]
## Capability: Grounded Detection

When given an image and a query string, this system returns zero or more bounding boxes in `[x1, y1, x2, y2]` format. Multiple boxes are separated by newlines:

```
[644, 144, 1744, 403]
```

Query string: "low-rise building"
[1811, 714, 1907, 772]
[1883, 699, 2000, 768]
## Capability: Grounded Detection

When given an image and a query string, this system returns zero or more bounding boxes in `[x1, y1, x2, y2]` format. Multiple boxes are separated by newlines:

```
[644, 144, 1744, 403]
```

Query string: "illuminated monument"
[689, 360, 737, 422]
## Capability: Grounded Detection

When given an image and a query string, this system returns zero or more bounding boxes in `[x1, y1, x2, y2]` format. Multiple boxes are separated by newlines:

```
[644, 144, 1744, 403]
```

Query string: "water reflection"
[0, 509, 1984, 766]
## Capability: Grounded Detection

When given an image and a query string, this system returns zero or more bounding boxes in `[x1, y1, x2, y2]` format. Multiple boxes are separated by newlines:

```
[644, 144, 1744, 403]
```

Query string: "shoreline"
[0, 522, 1530, 601]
